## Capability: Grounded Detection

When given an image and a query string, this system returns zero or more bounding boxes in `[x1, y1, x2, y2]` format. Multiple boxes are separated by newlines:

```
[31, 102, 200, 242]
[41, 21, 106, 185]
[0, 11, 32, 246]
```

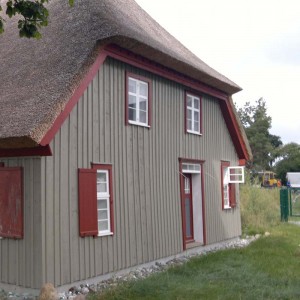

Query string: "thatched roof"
[0, 0, 242, 149]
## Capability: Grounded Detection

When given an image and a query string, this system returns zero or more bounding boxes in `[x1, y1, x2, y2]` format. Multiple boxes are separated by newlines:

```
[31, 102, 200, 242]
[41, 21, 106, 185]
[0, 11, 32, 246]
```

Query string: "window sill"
[223, 206, 232, 210]
[98, 232, 113, 237]
[128, 121, 150, 128]
[187, 130, 202, 136]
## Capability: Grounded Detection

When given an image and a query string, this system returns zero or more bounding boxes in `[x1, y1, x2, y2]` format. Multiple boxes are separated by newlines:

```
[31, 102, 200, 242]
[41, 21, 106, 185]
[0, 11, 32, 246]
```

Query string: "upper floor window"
[126, 73, 152, 127]
[185, 93, 202, 135]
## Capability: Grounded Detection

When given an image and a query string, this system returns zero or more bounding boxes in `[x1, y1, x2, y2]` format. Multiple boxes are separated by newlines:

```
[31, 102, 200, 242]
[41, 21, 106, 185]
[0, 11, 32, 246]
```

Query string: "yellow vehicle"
[260, 171, 278, 187]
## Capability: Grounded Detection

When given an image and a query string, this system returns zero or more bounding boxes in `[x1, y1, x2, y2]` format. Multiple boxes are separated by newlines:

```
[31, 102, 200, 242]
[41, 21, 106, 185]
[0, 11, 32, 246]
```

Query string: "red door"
[184, 174, 194, 242]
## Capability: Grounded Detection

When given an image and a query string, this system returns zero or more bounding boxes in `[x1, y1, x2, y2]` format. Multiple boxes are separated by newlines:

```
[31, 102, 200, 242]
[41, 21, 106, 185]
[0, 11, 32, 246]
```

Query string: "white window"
[228, 166, 245, 183]
[128, 77, 149, 126]
[97, 170, 112, 235]
[222, 166, 230, 209]
[222, 164, 244, 209]
[182, 163, 201, 174]
[186, 94, 201, 134]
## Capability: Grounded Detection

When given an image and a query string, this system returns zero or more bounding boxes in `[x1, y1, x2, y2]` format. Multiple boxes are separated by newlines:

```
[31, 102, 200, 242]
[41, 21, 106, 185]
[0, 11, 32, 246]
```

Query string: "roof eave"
[98, 37, 242, 95]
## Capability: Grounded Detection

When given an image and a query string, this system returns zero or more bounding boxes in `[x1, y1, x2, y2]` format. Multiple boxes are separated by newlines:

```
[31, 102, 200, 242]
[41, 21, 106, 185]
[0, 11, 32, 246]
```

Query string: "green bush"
[240, 179, 280, 235]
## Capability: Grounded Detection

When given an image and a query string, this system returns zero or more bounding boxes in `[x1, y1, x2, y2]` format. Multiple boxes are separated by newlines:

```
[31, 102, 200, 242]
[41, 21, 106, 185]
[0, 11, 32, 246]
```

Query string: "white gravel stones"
[0, 235, 261, 300]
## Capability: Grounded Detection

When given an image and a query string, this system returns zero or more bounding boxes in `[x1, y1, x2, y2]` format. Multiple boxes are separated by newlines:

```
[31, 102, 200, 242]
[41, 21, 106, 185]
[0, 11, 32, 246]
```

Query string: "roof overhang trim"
[21, 44, 249, 161]
[0, 145, 52, 158]
[104, 44, 229, 100]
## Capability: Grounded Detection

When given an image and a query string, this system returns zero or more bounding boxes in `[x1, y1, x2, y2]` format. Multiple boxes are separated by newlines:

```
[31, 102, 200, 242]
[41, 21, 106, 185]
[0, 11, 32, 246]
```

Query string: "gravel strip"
[0, 235, 264, 300]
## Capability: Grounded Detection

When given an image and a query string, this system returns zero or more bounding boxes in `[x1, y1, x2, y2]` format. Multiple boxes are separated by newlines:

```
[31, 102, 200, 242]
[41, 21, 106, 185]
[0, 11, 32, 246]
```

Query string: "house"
[0, 0, 251, 293]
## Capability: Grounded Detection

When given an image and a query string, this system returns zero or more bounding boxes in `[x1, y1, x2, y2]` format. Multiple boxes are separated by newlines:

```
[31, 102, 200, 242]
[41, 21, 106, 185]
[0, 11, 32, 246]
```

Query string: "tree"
[275, 143, 300, 185]
[236, 98, 282, 171]
[0, 0, 73, 38]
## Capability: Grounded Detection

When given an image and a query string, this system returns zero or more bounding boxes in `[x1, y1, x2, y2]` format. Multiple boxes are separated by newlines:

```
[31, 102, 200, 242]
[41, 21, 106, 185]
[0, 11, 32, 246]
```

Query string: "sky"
[135, 0, 300, 144]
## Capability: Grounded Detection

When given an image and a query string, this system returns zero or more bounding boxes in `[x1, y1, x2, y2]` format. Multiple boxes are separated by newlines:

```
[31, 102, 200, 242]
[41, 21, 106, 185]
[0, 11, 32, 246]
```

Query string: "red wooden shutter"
[78, 168, 98, 237]
[229, 183, 236, 208]
[0, 167, 23, 239]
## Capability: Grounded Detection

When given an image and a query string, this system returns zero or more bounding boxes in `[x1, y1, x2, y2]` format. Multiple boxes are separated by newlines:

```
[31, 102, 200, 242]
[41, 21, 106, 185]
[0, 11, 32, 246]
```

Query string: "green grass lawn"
[90, 223, 300, 300]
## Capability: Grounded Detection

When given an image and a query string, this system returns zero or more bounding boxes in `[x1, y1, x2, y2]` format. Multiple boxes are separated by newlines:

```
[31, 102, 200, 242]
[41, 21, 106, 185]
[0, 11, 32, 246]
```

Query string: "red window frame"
[184, 91, 203, 135]
[221, 161, 236, 210]
[78, 163, 114, 237]
[125, 71, 152, 127]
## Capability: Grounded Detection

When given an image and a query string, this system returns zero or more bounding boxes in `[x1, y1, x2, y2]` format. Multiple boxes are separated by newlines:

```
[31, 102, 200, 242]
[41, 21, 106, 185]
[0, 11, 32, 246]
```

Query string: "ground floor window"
[78, 164, 114, 237]
[221, 162, 244, 209]
[97, 169, 112, 235]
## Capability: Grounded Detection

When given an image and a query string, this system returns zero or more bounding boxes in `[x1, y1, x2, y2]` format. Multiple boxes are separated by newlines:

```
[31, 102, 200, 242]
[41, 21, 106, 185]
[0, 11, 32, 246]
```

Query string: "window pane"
[98, 210, 108, 221]
[129, 108, 136, 122]
[97, 172, 107, 183]
[229, 167, 245, 183]
[187, 96, 192, 107]
[194, 111, 199, 122]
[185, 198, 192, 237]
[139, 99, 147, 111]
[187, 120, 192, 131]
[194, 98, 200, 109]
[184, 177, 190, 194]
[187, 109, 192, 120]
[194, 121, 199, 133]
[223, 185, 229, 207]
[98, 199, 107, 209]
[129, 95, 136, 106]
[139, 110, 147, 124]
[182, 163, 201, 173]
[98, 220, 108, 231]
[97, 183, 106, 193]
[139, 82, 148, 97]
[223, 167, 229, 184]
[97, 172, 107, 193]
[129, 78, 136, 93]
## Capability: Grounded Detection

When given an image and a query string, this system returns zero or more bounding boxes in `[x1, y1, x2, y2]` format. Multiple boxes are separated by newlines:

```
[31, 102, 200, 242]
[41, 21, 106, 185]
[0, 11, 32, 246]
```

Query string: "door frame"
[179, 158, 206, 250]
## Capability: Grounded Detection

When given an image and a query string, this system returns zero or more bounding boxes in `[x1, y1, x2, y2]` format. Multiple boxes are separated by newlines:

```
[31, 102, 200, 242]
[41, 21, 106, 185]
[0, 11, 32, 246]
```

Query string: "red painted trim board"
[39, 44, 248, 162]
[40, 51, 109, 146]
[0, 145, 52, 158]
[105, 45, 228, 101]
[219, 100, 249, 161]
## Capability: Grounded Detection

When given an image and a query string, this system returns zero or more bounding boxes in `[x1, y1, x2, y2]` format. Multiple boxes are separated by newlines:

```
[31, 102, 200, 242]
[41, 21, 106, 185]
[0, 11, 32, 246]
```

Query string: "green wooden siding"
[0, 57, 241, 289]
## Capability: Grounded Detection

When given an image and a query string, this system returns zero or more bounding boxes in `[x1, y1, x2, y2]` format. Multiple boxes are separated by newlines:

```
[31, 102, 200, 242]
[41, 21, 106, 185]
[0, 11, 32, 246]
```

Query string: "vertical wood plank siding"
[39, 58, 241, 286]
[0, 56, 241, 289]
[0, 158, 43, 289]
